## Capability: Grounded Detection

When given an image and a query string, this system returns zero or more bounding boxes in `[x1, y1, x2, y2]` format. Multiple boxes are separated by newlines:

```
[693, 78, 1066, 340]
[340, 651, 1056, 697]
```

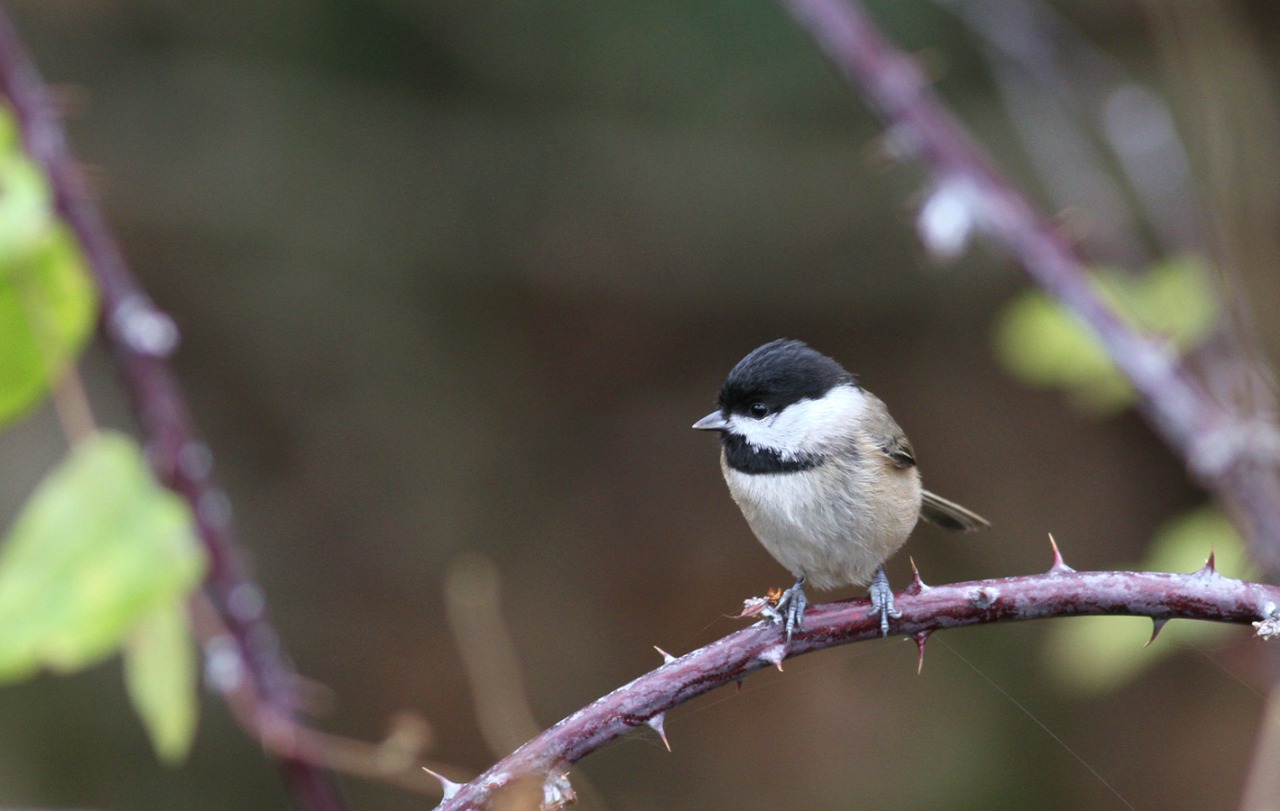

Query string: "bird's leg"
[773, 576, 807, 644]
[867, 565, 901, 637]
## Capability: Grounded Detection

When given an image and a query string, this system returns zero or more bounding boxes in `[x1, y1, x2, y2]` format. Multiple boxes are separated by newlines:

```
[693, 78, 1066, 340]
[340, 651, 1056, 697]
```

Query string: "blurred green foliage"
[0, 105, 96, 429]
[0, 432, 206, 759]
[0, 102, 205, 762]
[994, 255, 1218, 414]
[124, 595, 202, 763]
[1043, 505, 1250, 695]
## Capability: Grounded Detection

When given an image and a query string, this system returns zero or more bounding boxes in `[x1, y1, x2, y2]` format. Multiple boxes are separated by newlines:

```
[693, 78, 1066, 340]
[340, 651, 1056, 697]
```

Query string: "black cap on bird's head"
[718, 339, 854, 416]
[691, 335, 849, 422]
[691, 339, 855, 432]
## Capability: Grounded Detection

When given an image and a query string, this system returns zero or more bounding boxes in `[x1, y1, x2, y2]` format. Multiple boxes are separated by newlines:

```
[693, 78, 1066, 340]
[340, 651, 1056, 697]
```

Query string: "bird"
[693, 338, 987, 640]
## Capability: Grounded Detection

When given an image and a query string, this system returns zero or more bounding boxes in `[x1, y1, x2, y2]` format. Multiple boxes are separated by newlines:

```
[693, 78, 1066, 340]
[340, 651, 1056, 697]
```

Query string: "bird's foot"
[772, 577, 807, 645]
[868, 565, 901, 637]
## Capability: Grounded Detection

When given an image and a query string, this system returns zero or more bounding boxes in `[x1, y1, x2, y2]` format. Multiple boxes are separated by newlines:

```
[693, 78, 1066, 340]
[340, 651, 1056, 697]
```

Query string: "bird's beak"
[692, 410, 730, 431]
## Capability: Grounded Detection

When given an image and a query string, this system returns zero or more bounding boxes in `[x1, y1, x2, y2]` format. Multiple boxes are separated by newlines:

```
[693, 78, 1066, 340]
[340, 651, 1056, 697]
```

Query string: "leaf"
[0, 431, 206, 680]
[993, 291, 1130, 413]
[1117, 255, 1219, 346]
[993, 255, 1218, 415]
[0, 111, 97, 429]
[1043, 505, 1246, 695]
[124, 597, 200, 763]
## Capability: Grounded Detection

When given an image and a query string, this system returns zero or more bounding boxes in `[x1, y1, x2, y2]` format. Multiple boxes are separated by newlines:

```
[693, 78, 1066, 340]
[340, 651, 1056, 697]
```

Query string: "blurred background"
[1, 0, 1279, 809]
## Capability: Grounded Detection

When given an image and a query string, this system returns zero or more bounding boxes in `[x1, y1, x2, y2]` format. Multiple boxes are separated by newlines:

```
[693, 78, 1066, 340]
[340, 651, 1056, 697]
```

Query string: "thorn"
[906, 556, 929, 594]
[422, 766, 461, 801]
[646, 713, 671, 751]
[913, 630, 932, 675]
[758, 644, 786, 672]
[1200, 547, 1217, 575]
[1047, 534, 1075, 573]
[654, 645, 677, 664]
[1146, 618, 1169, 647]
[735, 678, 745, 692]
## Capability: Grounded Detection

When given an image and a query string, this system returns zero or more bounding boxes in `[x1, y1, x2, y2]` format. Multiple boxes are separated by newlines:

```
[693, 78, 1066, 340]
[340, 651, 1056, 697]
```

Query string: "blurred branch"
[1142, 2, 1280, 422]
[0, 8, 345, 809]
[224, 698, 447, 797]
[933, 0, 1197, 261]
[1241, 681, 1280, 811]
[435, 559, 1280, 810]
[186, 593, 458, 798]
[445, 554, 543, 757]
[778, 0, 1280, 577]
[50, 367, 97, 446]
[1133, 15, 1280, 803]
[443, 554, 611, 811]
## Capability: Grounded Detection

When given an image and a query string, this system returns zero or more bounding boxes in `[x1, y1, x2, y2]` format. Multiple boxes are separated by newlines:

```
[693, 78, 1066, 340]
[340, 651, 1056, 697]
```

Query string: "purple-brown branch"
[436, 559, 1280, 810]
[7, 2, 1275, 808]
[0, 9, 344, 809]
[436, 6, 1280, 807]
[778, 0, 1280, 575]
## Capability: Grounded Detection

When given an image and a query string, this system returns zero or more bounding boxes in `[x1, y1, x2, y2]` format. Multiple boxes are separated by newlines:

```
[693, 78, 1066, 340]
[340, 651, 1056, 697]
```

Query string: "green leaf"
[0, 431, 206, 680]
[993, 255, 1218, 415]
[1116, 255, 1219, 346]
[0, 154, 55, 260]
[124, 597, 200, 763]
[1043, 506, 1247, 695]
[0, 102, 97, 430]
[993, 291, 1131, 413]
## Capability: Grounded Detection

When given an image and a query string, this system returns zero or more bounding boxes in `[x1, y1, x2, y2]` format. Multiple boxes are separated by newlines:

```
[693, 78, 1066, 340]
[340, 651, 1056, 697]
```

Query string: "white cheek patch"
[727, 385, 866, 457]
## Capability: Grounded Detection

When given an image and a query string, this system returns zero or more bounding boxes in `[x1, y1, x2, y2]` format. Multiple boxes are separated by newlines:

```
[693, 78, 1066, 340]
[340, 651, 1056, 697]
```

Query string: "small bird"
[693, 339, 987, 640]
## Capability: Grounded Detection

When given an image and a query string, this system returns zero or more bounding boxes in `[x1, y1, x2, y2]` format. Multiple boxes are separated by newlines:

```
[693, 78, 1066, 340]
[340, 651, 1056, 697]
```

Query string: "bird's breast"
[720, 448, 921, 589]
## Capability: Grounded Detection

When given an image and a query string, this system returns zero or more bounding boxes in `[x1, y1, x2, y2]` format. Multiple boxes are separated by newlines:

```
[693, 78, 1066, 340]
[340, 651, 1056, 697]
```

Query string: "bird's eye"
[749, 402, 770, 419]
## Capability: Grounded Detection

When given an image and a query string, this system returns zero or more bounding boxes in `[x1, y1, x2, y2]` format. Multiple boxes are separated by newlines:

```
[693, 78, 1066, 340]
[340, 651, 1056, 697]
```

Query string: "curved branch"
[435, 563, 1280, 810]
[777, 0, 1280, 575]
[0, 10, 344, 809]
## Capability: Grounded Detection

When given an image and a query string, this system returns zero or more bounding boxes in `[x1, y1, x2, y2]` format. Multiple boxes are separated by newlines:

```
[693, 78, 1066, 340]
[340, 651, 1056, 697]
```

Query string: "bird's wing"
[864, 392, 918, 470]
[878, 432, 916, 469]
[863, 393, 988, 532]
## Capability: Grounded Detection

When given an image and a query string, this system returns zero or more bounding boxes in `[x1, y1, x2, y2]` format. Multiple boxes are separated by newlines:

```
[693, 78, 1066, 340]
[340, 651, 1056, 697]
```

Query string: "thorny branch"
[436, 3, 1280, 808]
[778, 0, 1280, 576]
[435, 555, 1280, 810]
[0, 9, 345, 809]
[8, 1, 1277, 808]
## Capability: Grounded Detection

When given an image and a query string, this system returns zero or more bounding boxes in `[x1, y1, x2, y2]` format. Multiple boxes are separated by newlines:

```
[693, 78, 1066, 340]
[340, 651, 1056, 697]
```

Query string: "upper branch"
[0, 9, 344, 809]
[436, 563, 1280, 810]
[777, 0, 1280, 575]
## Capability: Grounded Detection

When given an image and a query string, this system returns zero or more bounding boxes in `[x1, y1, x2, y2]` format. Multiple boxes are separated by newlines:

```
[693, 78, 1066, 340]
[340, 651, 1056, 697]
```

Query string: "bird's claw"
[773, 577, 807, 645]
[868, 565, 901, 637]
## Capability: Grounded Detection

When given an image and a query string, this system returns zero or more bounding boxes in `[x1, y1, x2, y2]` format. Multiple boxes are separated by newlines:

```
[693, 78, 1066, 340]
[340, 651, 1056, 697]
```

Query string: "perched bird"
[693, 339, 987, 639]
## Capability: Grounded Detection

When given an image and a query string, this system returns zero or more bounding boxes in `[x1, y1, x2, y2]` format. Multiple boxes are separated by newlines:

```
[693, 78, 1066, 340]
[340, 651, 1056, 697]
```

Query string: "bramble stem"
[436, 565, 1280, 810]
[778, 0, 1280, 575]
[0, 10, 344, 809]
